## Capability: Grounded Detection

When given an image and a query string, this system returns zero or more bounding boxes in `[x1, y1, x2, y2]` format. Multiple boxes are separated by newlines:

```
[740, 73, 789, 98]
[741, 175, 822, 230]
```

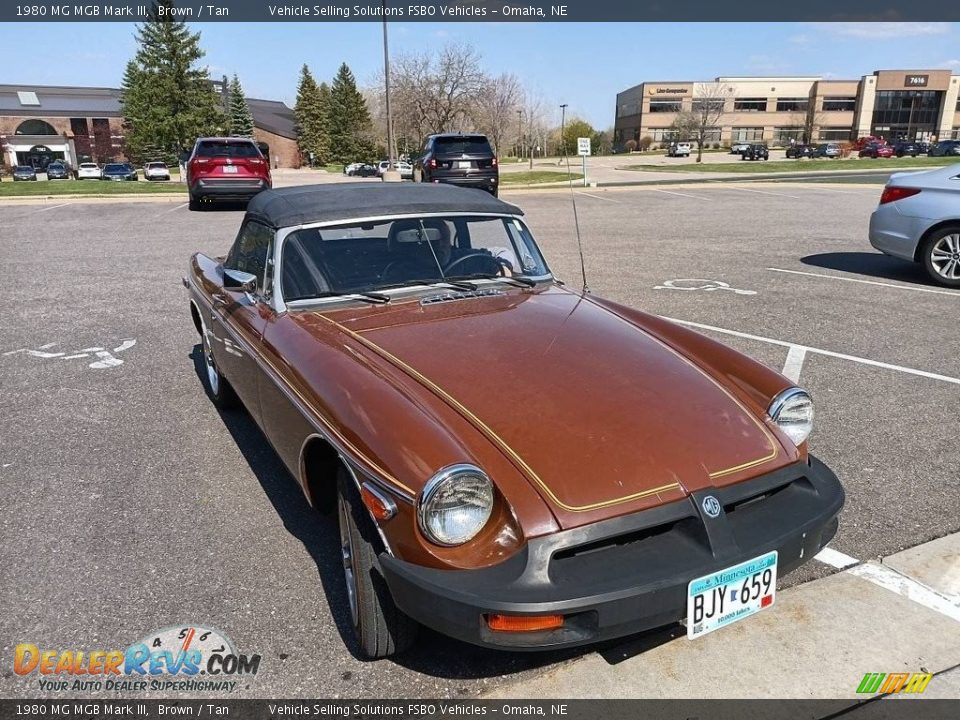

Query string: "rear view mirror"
[223, 268, 258, 294]
[394, 227, 442, 244]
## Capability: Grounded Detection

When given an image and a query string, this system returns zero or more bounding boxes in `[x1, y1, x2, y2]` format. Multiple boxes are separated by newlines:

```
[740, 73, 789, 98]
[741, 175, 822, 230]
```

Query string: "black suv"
[929, 140, 960, 157]
[414, 133, 498, 196]
[740, 144, 769, 161]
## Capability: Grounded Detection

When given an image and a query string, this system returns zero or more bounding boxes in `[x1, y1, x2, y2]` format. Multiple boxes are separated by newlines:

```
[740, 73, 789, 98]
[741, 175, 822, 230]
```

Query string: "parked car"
[186, 137, 271, 209]
[413, 133, 499, 196]
[77, 162, 101, 180]
[785, 144, 815, 159]
[730, 142, 751, 154]
[869, 164, 960, 287]
[344, 162, 363, 176]
[740, 144, 769, 161]
[45, 161, 71, 180]
[396, 160, 413, 180]
[144, 161, 171, 181]
[376, 160, 392, 176]
[12, 165, 37, 181]
[351, 163, 379, 178]
[855, 136, 884, 151]
[101, 163, 139, 181]
[813, 143, 843, 158]
[666, 141, 692, 158]
[929, 140, 960, 158]
[892, 141, 921, 158]
[859, 143, 895, 159]
[185, 182, 844, 658]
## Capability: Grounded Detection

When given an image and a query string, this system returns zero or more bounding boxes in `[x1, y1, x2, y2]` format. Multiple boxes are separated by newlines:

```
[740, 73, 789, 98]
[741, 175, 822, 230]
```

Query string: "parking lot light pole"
[517, 109, 523, 162]
[381, 2, 400, 182]
[559, 103, 568, 165]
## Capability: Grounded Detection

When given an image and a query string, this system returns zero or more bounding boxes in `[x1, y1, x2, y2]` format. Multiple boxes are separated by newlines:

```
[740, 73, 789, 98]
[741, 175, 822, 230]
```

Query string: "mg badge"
[702, 495, 722, 518]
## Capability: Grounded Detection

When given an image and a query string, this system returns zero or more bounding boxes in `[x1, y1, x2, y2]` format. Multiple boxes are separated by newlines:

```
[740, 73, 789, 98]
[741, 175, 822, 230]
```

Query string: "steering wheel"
[380, 258, 428, 283]
[442, 252, 505, 277]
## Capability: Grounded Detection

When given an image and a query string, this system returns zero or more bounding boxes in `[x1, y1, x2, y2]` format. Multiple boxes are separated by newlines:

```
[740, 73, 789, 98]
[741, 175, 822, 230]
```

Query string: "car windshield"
[15, 166, 32, 171]
[104, 164, 126, 172]
[280, 215, 550, 302]
[196, 140, 261, 158]
[433, 136, 493, 155]
[80, 163, 97, 168]
[147, 162, 166, 168]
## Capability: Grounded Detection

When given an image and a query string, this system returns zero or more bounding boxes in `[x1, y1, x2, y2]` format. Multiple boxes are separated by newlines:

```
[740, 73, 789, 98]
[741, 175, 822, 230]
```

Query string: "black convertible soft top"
[244, 183, 523, 229]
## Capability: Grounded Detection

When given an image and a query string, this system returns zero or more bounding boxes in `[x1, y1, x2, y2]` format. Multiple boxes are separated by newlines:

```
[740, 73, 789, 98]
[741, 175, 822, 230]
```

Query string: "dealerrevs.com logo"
[14, 625, 261, 693]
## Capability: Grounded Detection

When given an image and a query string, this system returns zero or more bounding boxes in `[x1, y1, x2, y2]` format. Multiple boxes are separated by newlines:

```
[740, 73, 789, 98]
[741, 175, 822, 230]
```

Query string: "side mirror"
[223, 268, 258, 294]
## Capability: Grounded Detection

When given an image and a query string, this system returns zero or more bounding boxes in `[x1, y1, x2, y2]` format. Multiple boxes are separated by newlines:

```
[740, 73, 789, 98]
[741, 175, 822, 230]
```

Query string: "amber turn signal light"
[486, 614, 564, 632]
[360, 482, 397, 521]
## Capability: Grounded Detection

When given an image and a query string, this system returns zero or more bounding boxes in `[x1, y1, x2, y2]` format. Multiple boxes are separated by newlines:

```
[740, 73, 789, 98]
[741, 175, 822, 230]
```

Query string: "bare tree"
[688, 82, 731, 162]
[473, 72, 523, 155]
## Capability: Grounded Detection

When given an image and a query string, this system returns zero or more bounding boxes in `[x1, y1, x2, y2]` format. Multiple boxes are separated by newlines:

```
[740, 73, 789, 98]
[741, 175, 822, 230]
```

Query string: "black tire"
[189, 193, 202, 211]
[921, 224, 960, 288]
[337, 469, 417, 658]
[200, 321, 238, 409]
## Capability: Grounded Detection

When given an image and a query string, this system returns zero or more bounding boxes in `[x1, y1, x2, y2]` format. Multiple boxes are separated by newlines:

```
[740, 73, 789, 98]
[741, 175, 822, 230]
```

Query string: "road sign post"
[577, 137, 591, 187]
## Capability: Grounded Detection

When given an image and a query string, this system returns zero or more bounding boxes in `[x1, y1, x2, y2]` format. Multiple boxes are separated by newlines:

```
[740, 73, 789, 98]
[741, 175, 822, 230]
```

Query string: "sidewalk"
[486, 532, 960, 701]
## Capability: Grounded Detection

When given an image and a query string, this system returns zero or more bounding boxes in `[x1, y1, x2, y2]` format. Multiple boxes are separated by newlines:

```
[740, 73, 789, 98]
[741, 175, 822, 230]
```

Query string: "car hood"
[314, 286, 790, 528]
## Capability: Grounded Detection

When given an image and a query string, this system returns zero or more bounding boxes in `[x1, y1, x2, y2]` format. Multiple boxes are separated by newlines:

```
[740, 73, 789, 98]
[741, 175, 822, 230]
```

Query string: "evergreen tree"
[120, 0, 225, 163]
[327, 63, 374, 163]
[294, 64, 330, 166]
[228, 74, 255, 138]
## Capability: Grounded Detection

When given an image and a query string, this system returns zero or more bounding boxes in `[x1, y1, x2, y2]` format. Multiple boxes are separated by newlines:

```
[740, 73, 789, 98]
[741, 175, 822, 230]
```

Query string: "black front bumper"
[380, 456, 843, 650]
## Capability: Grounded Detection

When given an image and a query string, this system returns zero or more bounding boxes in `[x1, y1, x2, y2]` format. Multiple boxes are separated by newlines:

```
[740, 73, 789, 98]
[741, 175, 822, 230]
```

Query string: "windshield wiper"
[447, 273, 537, 288]
[294, 291, 391, 304]
[378, 278, 478, 292]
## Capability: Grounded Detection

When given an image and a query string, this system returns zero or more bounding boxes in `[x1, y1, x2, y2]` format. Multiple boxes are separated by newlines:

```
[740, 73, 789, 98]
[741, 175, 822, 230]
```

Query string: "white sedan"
[869, 164, 960, 287]
[77, 163, 101, 180]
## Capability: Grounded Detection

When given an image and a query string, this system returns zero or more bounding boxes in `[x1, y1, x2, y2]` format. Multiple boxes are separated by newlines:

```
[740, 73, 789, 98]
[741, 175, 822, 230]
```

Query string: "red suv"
[186, 137, 271, 209]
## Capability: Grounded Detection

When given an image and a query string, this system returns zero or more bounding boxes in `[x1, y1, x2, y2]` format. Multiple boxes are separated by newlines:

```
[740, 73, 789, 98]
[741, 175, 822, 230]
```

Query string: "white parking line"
[576, 191, 620, 203]
[848, 562, 960, 622]
[157, 202, 189, 215]
[768, 267, 960, 298]
[648, 188, 715, 201]
[781, 345, 807, 382]
[664, 316, 960, 385]
[32, 203, 71, 213]
[814, 547, 860, 569]
[728, 186, 801, 199]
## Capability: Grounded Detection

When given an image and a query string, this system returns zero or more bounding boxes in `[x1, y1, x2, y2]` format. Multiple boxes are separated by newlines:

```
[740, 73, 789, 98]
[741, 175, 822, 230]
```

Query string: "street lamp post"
[516, 109, 523, 161]
[559, 103, 568, 165]
[381, 2, 400, 182]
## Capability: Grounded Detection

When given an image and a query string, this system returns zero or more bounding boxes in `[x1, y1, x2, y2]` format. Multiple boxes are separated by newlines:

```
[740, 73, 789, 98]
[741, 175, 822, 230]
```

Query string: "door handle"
[212, 293, 228, 308]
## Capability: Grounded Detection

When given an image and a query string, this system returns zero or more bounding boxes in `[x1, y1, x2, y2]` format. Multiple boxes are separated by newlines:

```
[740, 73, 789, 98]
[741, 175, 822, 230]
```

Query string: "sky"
[1, 21, 959, 129]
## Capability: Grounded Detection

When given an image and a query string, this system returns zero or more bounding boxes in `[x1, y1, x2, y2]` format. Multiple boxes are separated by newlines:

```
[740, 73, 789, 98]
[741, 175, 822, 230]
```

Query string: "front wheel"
[922, 225, 960, 288]
[337, 469, 417, 658]
[201, 321, 238, 409]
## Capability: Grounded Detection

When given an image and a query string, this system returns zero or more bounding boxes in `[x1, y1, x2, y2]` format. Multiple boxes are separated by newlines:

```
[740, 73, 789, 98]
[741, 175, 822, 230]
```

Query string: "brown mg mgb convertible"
[185, 183, 843, 657]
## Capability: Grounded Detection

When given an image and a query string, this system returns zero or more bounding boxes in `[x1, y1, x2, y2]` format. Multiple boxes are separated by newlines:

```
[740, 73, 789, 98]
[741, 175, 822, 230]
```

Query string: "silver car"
[869, 164, 960, 287]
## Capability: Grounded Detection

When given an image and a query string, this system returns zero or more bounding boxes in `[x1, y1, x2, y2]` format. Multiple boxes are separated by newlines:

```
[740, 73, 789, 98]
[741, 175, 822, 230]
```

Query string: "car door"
[218, 220, 276, 424]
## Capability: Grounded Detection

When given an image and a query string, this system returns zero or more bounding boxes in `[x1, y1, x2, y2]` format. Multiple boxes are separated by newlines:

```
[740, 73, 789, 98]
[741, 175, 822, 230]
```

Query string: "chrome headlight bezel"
[417, 464, 494, 547]
[768, 387, 814, 446]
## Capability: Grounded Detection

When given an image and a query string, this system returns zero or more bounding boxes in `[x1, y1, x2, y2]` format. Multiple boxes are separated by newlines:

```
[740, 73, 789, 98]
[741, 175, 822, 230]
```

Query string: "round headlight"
[417, 465, 494, 546]
[768, 388, 814, 446]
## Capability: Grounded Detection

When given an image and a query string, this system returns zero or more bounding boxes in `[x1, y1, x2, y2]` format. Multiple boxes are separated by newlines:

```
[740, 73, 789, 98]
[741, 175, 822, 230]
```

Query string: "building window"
[871, 90, 942, 140]
[701, 127, 722, 143]
[731, 127, 764, 142]
[15, 119, 58, 135]
[951, 128, 960, 139]
[822, 97, 857, 112]
[734, 98, 767, 112]
[649, 100, 681, 113]
[649, 128, 676, 142]
[776, 98, 809, 112]
[774, 127, 804, 144]
[819, 127, 853, 141]
[617, 101, 640, 118]
[692, 98, 726, 114]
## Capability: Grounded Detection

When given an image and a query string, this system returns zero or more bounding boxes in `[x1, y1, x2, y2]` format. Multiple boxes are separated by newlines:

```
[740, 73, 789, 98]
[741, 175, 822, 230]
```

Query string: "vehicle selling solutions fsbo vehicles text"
[266, 5, 568, 18]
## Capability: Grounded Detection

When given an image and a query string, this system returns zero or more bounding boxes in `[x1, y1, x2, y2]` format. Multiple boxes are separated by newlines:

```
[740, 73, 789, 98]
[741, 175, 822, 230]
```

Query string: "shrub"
[638, 136, 652, 151]
[625, 139, 638, 152]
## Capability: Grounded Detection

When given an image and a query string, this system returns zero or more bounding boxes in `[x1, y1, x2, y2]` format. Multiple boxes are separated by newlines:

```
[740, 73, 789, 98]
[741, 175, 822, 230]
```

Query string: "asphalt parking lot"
[1, 183, 957, 699]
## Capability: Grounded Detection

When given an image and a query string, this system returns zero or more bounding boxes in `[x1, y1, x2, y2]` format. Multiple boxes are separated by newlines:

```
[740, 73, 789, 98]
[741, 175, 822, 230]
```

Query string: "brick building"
[0, 82, 299, 170]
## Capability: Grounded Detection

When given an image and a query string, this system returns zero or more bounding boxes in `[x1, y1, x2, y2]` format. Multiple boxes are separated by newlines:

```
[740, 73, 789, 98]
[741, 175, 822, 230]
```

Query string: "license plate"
[686, 551, 777, 639]
[457, 160, 471, 169]
[222, 165, 238, 173]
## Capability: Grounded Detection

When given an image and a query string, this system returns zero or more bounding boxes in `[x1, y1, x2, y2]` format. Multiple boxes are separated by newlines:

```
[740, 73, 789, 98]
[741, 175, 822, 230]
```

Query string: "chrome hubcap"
[202, 330, 219, 395]
[930, 234, 960, 280]
[338, 497, 359, 627]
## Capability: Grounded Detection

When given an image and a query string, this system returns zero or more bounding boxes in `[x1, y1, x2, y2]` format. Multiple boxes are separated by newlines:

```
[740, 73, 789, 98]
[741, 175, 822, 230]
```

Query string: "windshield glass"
[280, 215, 550, 302]
[104, 164, 126, 172]
[433, 136, 493, 155]
[196, 140, 261, 158]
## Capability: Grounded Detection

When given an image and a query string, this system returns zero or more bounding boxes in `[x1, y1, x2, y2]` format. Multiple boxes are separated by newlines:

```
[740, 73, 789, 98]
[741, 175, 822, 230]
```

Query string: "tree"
[328, 63, 374, 163]
[559, 119, 597, 156]
[294, 64, 329, 166]
[227, 75, 254, 138]
[687, 82, 731, 162]
[474, 73, 523, 156]
[120, 0, 225, 164]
